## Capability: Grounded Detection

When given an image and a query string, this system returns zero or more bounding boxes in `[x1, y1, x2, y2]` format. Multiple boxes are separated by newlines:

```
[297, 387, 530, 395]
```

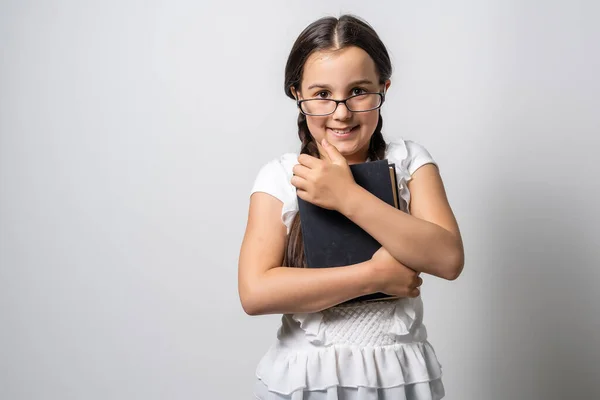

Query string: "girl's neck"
[345, 144, 371, 165]
[345, 153, 369, 165]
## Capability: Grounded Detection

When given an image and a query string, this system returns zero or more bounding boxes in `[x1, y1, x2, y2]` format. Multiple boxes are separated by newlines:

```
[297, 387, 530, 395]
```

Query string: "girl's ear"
[384, 79, 391, 93]
[290, 86, 300, 100]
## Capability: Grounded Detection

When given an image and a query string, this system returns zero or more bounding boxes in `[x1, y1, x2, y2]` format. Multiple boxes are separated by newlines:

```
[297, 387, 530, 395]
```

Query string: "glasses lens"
[346, 93, 381, 112]
[300, 99, 336, 116]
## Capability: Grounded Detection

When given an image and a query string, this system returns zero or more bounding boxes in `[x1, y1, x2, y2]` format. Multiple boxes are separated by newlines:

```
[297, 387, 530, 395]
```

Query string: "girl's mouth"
[328, 126, 358, 137]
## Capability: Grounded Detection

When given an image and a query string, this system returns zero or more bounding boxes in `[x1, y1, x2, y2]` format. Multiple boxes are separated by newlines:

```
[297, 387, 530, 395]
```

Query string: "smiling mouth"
[328, 126, 358, 136]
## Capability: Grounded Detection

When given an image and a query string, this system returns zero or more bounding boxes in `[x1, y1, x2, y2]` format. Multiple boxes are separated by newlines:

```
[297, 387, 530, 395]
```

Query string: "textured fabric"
[290, 296, 426, 347]
[254, 377, 445, 400]
[249, 139, 443, 399]
[320, 301, 397, 346]
[255, 303, 441, 396]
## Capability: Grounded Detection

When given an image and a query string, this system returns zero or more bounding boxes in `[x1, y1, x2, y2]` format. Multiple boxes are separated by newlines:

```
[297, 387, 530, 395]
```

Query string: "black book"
[297, 159, 402, 304]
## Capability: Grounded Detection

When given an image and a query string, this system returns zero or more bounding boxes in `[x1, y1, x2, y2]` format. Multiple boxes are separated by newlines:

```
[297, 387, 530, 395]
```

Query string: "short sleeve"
[404, 140, 438, 176]
[385, 139, 438, 214]
[250, 155, 299, 234]
[250, 159, 290, 203]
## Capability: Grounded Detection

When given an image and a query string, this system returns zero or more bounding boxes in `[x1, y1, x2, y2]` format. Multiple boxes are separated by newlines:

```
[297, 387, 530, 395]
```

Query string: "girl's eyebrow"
[306, 79, 375, 90]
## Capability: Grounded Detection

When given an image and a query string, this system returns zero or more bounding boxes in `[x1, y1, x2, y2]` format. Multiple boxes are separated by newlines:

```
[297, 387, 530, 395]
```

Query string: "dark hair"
[282, 15, 392, 268]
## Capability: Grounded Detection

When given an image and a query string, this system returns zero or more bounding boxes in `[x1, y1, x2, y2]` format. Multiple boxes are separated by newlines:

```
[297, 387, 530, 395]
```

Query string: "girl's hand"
[291, 138, 358, 211]
[370, 247, 422, 298]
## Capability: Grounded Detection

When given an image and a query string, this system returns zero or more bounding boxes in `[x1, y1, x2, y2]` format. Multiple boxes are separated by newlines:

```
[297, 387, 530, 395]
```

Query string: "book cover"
[297, 159, 402, 303]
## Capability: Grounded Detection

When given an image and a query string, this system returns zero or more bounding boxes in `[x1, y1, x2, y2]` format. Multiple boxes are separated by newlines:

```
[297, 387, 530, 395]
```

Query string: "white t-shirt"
[249, 139, 445, 400]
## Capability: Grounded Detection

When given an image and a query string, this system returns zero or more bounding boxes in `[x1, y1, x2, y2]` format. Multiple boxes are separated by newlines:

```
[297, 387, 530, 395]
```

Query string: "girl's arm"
[341, 163, 464, 280]
[238, 192, 374, 315]
[238, 192, 419, 316]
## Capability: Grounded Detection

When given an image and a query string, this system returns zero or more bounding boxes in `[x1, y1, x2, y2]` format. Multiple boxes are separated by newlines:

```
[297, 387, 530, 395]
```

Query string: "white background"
[1, 1, 599, 399]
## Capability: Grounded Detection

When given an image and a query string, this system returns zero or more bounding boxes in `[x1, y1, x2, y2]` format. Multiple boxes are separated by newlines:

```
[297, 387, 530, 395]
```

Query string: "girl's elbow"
[443, 248, 464, 281]
[443, 264, 463, 281]
[239, 285, 264, 316]
[241, 295, 264, 316]
[241, 297, 257, 316]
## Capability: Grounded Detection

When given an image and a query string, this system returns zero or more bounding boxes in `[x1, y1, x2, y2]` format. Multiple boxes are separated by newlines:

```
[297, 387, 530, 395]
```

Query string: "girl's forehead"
[302, 46, 378, 89]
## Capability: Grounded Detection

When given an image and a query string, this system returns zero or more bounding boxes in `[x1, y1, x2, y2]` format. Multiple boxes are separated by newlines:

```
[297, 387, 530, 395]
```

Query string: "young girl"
[238, 14, 464, 400]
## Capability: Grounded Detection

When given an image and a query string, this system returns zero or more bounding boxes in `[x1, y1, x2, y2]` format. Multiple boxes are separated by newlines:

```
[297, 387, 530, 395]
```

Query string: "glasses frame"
[296, 92, 386, 116]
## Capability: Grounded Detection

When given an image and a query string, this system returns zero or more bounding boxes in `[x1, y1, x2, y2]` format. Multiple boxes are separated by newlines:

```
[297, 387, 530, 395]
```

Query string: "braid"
[298, 114, 320, 157]
[367, 113, 386, 160]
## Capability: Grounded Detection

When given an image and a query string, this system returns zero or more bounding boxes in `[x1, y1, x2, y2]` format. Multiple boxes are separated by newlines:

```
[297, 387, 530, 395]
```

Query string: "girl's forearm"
[243, 261, 376, 316]
[340, 185, 463, 280]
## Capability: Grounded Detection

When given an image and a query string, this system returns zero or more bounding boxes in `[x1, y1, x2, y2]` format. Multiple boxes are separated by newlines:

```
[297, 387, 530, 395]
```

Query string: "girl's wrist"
[362, 259, 382, 295]
[338, 183, 365, 217]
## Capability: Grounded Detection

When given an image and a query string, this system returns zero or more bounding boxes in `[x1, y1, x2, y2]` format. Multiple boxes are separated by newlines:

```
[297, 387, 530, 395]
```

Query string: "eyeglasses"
[297, 92, 385, 116]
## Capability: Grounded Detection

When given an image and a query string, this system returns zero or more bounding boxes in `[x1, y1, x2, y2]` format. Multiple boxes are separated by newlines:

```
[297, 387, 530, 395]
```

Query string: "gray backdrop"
[1, 1, 599, 399]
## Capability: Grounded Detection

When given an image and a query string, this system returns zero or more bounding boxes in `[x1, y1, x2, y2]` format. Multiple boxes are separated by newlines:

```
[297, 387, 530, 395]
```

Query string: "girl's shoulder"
[386, 138, 438, 175]
[249, 152, 299, 234]
[253, 152, 298, 181]
[250, 153, 297, 201]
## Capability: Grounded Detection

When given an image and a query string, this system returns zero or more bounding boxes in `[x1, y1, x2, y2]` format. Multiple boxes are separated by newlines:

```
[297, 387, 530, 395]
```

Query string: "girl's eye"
[352, 87, 367, 96]
[316, 91, 330, 98]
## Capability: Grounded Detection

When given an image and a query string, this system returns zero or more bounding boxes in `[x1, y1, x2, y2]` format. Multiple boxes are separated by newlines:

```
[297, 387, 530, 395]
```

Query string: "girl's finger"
[292, 164, 312, 179]
[296, 189, 310, 202]
[298, 153, 322, 169]
[291, 175, 309, 191]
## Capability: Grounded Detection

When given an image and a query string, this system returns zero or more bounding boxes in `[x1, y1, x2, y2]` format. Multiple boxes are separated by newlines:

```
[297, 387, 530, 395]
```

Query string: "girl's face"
[294, 46, 391, 164]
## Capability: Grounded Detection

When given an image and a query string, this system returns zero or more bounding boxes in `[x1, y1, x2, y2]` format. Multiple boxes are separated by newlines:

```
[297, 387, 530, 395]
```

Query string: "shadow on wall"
[488, 178, 599, 400]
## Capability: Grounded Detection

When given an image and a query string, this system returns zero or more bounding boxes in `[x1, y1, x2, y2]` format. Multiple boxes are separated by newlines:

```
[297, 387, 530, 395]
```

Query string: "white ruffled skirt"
[253, 298, 445, 400]
[254, 377, 444, 400]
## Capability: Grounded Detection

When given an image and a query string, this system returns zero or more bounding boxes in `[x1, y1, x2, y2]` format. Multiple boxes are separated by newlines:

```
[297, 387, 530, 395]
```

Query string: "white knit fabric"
[320, 301, 397, 347]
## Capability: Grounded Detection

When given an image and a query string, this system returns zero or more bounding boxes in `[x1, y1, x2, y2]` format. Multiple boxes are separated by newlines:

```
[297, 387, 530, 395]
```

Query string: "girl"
[238, 14, 464, 400]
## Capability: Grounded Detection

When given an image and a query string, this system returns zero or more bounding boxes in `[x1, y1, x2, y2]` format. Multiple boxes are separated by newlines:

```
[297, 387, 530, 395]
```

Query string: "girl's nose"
[332, 102, 352, 120]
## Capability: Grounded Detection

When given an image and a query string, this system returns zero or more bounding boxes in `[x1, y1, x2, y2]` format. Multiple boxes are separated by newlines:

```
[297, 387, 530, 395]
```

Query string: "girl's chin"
[321, 139, 365, 158]
[320, 138, 353, 152]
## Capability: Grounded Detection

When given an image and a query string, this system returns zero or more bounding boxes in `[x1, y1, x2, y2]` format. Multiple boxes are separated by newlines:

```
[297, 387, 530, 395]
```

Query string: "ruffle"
[389, 297, 424, 340]
[290, 312, 327, 345]
[277, 153, 300, 234]
[281, 197, 299, 234]
[254, 377, 445, 400]
[255, 340, 443, 396]
[386, 140, 414, 213]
